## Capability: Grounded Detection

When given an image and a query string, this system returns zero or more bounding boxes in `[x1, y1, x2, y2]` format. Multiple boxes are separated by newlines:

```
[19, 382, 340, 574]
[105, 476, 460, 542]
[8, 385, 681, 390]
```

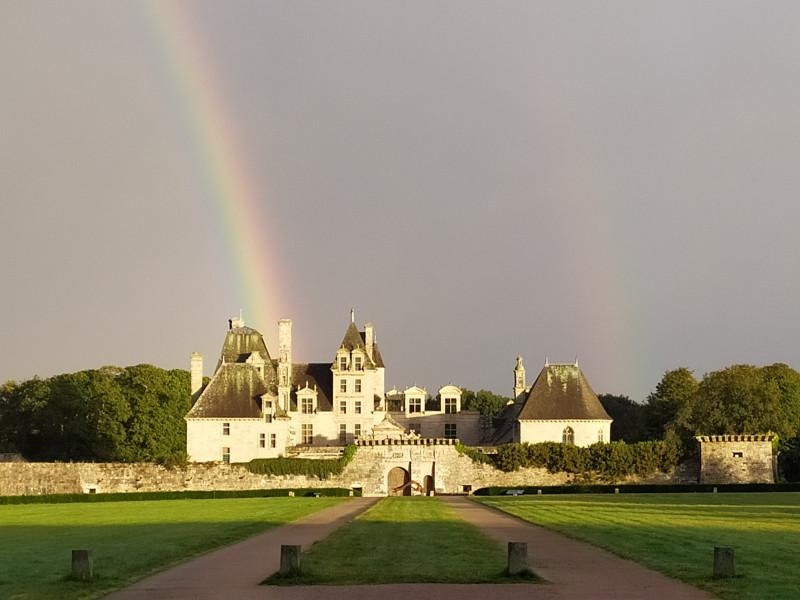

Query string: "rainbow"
[144, 1, 282, 331]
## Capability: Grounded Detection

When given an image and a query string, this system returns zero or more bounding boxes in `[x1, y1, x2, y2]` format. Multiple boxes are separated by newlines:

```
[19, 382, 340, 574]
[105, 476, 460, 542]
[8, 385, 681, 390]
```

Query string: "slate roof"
[216, 326, 272, 369]
[517, 364, 611, 421]
[290, 362, 333, 411]
[189, 360, 335, 418]
[186, 363, 267, 419]
[334, 322, 385, 369]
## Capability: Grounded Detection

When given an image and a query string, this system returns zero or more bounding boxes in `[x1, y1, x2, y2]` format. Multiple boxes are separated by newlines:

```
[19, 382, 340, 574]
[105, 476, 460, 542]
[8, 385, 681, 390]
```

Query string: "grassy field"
[0, 496, 346, 600]
[266, 496, 529, 585]
[478, 492, 800, 600]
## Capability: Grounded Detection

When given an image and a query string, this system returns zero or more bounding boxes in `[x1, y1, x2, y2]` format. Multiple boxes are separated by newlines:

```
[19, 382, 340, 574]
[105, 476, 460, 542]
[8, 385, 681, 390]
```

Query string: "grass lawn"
[266, 496, 529, 585]
[0, 496, 346, 600]
[477, 492, 800, 600]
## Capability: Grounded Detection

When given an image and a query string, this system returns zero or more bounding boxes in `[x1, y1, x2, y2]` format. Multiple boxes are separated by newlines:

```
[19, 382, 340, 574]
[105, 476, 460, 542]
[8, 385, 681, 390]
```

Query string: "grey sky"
[2, 1, 799, 401]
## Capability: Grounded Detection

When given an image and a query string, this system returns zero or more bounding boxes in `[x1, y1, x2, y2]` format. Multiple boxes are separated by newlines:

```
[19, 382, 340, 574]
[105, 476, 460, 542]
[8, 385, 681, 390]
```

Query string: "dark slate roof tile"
[517, 364, 612, 421]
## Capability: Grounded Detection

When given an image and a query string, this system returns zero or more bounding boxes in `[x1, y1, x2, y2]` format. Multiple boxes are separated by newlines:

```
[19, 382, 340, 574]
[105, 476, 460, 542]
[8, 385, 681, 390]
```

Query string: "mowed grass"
[478, 492, 800, 600]
[0, 496, 346, 600]
[267, 496, 519, 585]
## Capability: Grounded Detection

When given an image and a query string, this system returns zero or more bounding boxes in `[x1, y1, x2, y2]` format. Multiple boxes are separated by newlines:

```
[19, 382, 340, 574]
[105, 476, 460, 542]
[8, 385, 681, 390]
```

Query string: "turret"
[514, 355, 526, 402]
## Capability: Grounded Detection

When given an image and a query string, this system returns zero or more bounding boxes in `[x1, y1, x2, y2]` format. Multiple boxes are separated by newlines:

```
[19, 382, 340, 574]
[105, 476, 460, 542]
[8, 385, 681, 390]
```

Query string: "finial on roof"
[574, 356, 579, 367]
[350, 308, 355, 323]
[545, 355, 549, 367]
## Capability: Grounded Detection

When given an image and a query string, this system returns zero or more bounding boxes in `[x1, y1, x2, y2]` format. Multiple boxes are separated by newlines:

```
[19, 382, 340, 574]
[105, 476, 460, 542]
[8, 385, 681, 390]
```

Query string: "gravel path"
[105, 495, 717, 599]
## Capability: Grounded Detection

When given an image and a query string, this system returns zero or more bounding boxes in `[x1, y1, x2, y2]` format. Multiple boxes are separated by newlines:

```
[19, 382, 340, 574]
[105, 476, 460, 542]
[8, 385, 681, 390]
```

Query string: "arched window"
[562, 426, 574, 445]
[598, 429, 604, 443]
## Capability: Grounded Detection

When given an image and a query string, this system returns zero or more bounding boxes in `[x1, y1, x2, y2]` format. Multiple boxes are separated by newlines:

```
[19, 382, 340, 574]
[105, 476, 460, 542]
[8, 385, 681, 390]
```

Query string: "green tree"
[679, 363, 800, 440]
[598, 394, 648, 442]
[645, 368, 699, 440]
[461, 389, 512, 417]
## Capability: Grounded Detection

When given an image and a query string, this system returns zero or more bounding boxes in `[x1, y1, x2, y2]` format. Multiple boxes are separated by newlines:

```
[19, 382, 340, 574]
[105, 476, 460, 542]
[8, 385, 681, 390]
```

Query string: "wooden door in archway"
[387, 467, 411, 496]
[423, 475, 434, 496]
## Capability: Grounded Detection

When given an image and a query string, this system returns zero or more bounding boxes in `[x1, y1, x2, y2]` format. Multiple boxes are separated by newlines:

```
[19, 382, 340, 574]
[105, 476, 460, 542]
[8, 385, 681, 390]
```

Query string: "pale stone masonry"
[186, 313, 615, 465]
[696, 434, 776, 484]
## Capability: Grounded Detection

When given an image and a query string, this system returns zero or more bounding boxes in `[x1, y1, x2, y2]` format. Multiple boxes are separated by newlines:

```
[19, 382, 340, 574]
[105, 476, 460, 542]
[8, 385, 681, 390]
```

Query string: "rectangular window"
[222, 422, 230, 436]
[339, 356, 347, 371]
[259, 433, 265, 448]
[409, 398, 421, 413]
[340, 400, 347, 414]
[444, 398, 457, 414]
[444, 423, 457, 439]
[355, 400, 362, 414]
[354, 423, 362, 439]
[222, 447, 230, 463]
[340, 379, 347, 393]
[339, 423, 347, 444]
[302, 424, 313, 445]
[355, 379, 362, 393]
[270, 433, 276, 448]
[302, 397, 314, 414]
[354, 356, 362, 371]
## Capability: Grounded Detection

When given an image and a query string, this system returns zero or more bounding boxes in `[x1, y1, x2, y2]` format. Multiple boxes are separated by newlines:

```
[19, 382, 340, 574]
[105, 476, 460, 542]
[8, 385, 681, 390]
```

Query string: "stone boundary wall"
[0, 445, 695, 497]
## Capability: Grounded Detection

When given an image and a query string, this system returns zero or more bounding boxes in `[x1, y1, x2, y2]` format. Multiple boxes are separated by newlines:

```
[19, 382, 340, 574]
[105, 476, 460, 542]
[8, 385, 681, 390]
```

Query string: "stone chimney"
[191, 352, 203, 397]
[364, 322, 374, 360]
[277, 319, 292, 411]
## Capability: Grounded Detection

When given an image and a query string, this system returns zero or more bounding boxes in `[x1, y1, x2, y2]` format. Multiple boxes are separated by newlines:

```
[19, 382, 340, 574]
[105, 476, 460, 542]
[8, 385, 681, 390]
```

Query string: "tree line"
[3, 362, 800, 478]
[0, 365, 190, 465]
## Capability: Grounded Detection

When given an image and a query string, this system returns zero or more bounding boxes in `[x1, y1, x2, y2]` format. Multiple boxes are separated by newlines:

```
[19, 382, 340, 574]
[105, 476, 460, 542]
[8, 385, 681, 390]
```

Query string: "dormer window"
[339, 356, 347, 371]
[409, 398, 422, 413]
[354, 355, 363, 371]
[301, 397, 314, 414]
[444, 398, 457, 414]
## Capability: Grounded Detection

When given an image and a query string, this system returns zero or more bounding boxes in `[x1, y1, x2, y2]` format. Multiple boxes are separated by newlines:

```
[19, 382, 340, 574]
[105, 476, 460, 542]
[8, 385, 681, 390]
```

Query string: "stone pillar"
[713, 547, 735, 578]
[507, 542, 528, 575]
[280, 545, 301, 576]
[72, 550, 93, 580]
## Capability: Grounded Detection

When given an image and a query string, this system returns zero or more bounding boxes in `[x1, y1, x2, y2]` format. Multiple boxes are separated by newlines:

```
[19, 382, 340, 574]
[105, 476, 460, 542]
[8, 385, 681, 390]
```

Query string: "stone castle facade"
[185, 313, 613, 466]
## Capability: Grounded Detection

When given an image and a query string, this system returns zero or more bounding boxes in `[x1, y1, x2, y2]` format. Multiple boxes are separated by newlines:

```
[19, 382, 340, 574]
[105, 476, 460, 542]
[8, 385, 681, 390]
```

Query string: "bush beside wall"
[240, 445, 357, 479]
[486, 441, 680, 479]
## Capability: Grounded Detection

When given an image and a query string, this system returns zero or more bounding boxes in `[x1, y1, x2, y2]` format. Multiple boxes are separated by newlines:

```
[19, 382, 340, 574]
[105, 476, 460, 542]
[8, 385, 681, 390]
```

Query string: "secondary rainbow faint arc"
[146, 1, 282, 331]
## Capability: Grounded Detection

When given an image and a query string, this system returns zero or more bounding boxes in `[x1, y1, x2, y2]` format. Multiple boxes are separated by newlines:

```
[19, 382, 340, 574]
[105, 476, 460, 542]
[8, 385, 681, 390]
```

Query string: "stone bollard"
[288, 491, 295, 497]
[713, 547, 735, 578]
[507, 542, 528, 576]
[713, 487, 718, 494]
[537, 489, 542, 495]
[280, 544, 301, 576]
[349, 490, 354, 497]
[614, 488, 619, 494]
[72, 550, 93, 581]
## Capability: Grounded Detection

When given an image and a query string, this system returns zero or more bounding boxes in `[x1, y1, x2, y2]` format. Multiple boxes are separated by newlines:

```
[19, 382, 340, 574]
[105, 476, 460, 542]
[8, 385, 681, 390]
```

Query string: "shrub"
[465, 440, 680, 480]
[455, 442, 491, 464]
[242, 445, 357, 479]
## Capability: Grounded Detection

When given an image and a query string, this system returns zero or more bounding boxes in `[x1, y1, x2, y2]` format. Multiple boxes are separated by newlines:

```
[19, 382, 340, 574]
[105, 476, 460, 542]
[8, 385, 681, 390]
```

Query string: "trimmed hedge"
[491, 441, 680, 479]
[0, 487, 358, 505]
[474, 482, 800, 496]
[241, 444, 357, 479]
